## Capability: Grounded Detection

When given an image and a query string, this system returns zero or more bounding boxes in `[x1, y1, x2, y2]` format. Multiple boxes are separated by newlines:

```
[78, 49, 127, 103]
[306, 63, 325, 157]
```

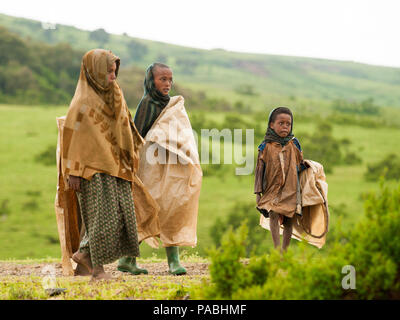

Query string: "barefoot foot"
[72, 251, 93, 274]
[90, 266, 112, 282]
[74, 263, 91, 276]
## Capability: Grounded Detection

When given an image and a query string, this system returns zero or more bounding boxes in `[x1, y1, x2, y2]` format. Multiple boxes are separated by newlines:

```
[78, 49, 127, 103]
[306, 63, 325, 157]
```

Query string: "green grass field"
[0, 104, 399, 260]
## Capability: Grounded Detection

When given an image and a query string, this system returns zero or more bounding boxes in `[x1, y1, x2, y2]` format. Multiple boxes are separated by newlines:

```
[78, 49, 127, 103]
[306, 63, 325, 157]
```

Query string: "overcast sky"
[1, 0, 399, 68]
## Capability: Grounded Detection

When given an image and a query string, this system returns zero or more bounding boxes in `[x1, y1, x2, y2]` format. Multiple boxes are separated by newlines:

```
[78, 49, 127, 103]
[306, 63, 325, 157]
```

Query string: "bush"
[89, 28, 109, 45]
[221, 113, 257, 143]
[344, 180, 400, 298]
[365, 154, 400, 181]
[332, 98, 380, 116]
[209, 201, 268, 256]
[234, 84, 258, 96]
[343, 152, 362, 165]
[35, 145, 56, 166]
[175, 58, 198, 75]
[233, 100, 251, 113]
[299, 122, 341, 174]
[127, 40, 148, 61]
[188, 112, 219, 134]
[197, 179, 400, 299]
[205, 97, 232, 111]
[204, 224, 253, 299]
[200, 163, 229, 180]
[299, 122, 362, 173]
[0, 27, 84, 105]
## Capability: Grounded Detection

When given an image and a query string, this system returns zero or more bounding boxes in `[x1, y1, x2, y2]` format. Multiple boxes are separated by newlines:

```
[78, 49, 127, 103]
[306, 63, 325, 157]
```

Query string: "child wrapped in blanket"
[254, 107, 307, 252]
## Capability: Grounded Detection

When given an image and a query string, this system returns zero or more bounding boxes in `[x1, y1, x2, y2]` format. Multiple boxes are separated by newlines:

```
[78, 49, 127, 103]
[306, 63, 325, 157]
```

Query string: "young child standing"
[254, 107, 305, 252]
[131, 63, 202, 275]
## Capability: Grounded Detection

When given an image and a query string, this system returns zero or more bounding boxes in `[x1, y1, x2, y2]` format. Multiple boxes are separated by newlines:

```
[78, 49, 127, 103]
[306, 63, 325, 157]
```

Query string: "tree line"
[0, 26, 215, 109]
[0, 26, 85, 104]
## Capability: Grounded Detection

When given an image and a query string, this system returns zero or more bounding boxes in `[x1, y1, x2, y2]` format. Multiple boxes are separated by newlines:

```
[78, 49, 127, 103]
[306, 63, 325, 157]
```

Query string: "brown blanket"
[260, 160, 329, 248]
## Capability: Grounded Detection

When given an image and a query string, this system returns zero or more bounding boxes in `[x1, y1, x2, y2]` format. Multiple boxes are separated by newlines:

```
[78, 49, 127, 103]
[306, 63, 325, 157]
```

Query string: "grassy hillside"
[1, 13, 400, 107]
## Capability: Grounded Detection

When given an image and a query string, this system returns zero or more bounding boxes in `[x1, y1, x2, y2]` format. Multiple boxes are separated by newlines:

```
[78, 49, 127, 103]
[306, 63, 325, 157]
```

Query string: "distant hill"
[1, 13, 400, 107]
[0, 25, 205, 108]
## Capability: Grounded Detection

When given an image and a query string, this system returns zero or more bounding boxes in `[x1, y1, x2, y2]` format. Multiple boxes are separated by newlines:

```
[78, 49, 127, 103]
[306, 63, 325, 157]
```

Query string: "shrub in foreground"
[197, 179, 400, 299]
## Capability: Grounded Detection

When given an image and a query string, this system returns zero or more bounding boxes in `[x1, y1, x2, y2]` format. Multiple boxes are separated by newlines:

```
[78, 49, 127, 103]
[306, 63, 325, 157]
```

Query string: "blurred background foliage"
[194, 179, 400, 299]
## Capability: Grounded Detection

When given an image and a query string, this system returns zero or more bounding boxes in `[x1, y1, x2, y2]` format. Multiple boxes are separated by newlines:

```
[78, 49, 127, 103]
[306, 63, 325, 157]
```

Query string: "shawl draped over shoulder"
[55, 50, 161, 275]
[62, 49, 144, 182]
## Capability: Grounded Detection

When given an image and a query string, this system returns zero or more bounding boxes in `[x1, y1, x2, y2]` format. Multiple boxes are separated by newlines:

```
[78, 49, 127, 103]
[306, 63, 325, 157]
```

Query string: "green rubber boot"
[117, 257, 148, 275]
[166, 246, 186, 275]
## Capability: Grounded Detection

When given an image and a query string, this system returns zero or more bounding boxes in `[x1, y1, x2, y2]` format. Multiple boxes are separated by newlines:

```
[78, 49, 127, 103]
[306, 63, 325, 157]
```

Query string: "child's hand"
[302, 160, 310, 168]
[68, 175, 81, 192]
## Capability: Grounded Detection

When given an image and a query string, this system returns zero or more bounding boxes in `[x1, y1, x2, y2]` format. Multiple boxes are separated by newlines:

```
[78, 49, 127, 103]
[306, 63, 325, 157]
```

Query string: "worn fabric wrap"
[54, 49, 160, 275]
[263, 126, 294, 147]
[61, 49, 144, 182]
[77, 173, 140, 266]
[137, 95, 202, 248]
[260, 160, 329, 248]
[55, 119, 161, 274]
[255, 139, 303, 217]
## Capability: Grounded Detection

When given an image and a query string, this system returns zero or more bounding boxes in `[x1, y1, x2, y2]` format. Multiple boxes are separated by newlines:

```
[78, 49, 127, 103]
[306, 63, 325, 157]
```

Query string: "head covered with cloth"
[61, 49, 144, 182]
[133, 63, 172, 138]
[133, 62, 202, 275]
[261, 106, 295, 147]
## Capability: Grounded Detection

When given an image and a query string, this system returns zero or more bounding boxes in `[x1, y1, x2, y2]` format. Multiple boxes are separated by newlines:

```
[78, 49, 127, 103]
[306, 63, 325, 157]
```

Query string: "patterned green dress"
[77, 173, 140, 267]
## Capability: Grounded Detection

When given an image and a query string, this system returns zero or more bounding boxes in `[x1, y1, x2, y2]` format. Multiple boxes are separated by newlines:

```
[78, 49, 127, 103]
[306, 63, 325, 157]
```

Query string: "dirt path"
[0, 261, 210, 277]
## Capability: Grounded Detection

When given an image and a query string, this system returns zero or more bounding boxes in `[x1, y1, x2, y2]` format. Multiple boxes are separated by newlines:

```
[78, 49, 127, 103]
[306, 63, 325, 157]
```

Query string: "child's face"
[270, 113, 292, 137]
[153, 67, 173, 96]
[107, 62, 117, 84]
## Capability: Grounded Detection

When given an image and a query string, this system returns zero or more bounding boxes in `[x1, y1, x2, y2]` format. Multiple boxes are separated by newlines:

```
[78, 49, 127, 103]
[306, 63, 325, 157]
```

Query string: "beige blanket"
[138, 95, 202, 248]
[260, 160, 329, 248]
